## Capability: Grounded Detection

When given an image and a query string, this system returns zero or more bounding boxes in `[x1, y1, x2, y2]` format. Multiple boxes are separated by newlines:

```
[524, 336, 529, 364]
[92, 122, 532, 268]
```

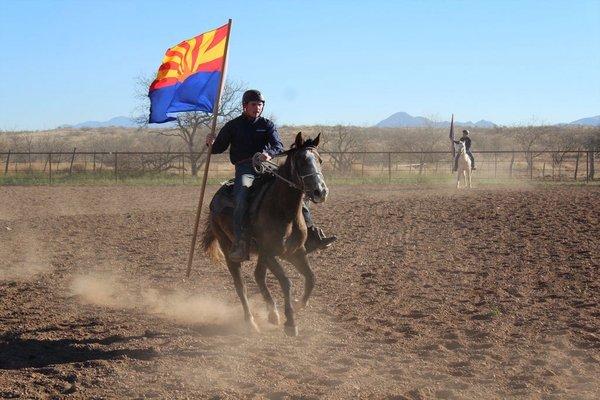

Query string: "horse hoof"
[247, 318, 261, 334]
[268, 310, 280, 325]
[292, 299, 307, 311]
[284, 325, 298, 337]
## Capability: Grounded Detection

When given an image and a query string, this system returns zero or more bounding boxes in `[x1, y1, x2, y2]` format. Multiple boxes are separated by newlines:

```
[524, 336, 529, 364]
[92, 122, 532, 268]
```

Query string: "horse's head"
[455, 141, 466, 154]
[285, 132, 328, 203]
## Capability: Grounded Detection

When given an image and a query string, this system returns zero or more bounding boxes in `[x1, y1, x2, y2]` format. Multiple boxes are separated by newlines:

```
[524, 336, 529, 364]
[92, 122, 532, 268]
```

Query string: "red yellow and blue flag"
[149, 23, 230, 123]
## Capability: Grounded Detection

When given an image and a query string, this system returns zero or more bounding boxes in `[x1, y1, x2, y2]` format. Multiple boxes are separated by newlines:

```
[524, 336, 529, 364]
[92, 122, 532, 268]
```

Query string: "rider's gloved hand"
[206, 134, 215, 147]
[258, 152, 271, 162]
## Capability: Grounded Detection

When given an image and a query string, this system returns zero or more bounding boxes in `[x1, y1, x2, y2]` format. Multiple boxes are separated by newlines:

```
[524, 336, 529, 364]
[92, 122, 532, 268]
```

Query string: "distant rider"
[206, 89, 336, 262]
[453, 129, 476, 171]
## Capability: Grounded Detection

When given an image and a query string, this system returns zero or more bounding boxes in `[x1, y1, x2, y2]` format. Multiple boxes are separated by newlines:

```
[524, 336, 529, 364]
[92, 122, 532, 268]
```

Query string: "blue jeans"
[233, 162, 257, 240]
[232, 162, 315, 240]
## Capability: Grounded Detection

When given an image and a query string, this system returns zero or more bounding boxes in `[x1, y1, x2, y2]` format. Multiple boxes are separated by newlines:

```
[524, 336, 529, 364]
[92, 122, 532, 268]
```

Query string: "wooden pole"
[388, 153, 392, 183]
[69, 147, 77, 175]
[187, 19, 233, 278]
[361, 152, 365, 182]
[494, 152, 497, 178]
[586, 151, 589, 183]
[574, 151, 580, 181]
[48, 153, 52, 184]
[4, 150, 10, 175]
[181, 153, 185, 183]
[114, 152, 118, 183]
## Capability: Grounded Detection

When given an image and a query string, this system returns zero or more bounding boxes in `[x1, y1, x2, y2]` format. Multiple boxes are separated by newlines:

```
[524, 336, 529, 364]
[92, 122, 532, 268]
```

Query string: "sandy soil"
[0, 184, 598, 399]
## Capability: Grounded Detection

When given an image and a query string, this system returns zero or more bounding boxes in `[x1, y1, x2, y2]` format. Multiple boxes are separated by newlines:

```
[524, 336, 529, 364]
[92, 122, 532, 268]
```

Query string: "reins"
[252, 147, 322, 195]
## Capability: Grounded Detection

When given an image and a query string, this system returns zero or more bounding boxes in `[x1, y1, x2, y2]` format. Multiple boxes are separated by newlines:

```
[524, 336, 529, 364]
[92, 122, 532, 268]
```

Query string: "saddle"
[209, 174, 275, 218]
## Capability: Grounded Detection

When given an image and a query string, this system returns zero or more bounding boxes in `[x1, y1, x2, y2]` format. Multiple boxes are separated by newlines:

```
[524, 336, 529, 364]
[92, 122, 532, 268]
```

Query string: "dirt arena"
[0, 184, 598, 399]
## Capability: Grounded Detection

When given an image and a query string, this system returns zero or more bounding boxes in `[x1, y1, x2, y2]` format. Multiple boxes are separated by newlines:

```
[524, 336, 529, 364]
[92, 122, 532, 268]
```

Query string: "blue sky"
[0, 0, 598, 130]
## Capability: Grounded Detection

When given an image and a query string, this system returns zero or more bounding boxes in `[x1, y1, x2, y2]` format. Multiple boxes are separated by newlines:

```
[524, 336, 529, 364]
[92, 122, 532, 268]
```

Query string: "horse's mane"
[278, 136, 319, 177]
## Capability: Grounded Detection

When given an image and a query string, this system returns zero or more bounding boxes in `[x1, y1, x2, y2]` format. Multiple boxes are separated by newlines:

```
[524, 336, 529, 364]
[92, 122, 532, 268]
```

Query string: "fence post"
[589, 150, 595, 181]
[574, 152, 580, 181]
[542, 163, 546, 179]
[529, 153, 533, 180]
[114, 152, 118, 183]
[69, 147, 77, 175]
[48, 153, 52, 184]
[4, 150, 10, 175]
[419, 152, 424, 175]
[509, 151, 514, 178]
[181, 153, 185, 183]
[586, 151, 589, 183]
[361, 152, 365, 182]
[494, 152, 498, 178]
[388, 152, 391, 183]
[93, 152, 96, 172]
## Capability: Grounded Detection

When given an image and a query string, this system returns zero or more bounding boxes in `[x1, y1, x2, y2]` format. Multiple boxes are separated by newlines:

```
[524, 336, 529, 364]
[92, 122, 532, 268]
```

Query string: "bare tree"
[513, 125, 549, 171]
[320, 125, 363, 173]
[581, 127, 600, 180]
[549, 133, 578, 179]
[135, 76, 245, 176]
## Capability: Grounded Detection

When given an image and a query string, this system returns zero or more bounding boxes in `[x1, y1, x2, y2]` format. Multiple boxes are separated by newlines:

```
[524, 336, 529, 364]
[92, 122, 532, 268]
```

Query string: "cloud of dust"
[0, 228, 51, 281]
[0, 260, 50, 281]
[70, 272, 238, 325]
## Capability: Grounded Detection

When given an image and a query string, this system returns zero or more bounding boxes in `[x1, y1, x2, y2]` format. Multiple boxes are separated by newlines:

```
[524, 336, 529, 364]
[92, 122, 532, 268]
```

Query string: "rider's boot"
[305, 226, 337, 253]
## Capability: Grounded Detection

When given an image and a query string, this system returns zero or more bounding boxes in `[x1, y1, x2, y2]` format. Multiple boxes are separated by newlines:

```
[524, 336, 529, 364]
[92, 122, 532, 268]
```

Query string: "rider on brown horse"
[206, 89, 336, 262]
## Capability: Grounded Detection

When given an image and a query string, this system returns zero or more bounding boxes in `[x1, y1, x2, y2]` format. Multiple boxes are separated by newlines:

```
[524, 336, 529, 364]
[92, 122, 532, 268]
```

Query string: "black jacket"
[211, 115, 284, 164]
[454, 136, 472, 151]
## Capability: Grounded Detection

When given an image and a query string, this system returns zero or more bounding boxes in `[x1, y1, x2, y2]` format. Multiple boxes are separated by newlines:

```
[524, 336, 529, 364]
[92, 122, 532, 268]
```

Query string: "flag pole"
[449, 113, 455, 162]
[186, 19, 233, 278]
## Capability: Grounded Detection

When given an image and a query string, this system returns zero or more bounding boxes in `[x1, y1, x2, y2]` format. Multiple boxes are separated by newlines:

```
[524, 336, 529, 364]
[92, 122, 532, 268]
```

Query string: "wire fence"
[0, 150, 597, 184]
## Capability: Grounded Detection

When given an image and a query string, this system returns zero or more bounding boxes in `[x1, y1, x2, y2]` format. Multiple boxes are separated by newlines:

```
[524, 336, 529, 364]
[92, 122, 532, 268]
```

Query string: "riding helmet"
[242, 89, 265, 105]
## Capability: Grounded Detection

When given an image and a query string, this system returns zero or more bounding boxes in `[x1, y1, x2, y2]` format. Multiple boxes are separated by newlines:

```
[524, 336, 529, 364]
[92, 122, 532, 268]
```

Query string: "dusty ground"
[0, 184, 598, 399]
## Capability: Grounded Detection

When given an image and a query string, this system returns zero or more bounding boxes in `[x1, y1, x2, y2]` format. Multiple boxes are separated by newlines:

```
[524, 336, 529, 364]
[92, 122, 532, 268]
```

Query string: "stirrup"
[305, 227, 337, 253]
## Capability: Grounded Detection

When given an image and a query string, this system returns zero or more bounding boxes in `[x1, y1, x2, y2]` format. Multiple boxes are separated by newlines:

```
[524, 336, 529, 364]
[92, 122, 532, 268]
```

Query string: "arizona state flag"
[149, 23, 229, 123]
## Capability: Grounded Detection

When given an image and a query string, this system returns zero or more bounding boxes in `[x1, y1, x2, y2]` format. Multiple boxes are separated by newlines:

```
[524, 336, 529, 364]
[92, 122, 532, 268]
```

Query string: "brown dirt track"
[0, 184, 598, 399]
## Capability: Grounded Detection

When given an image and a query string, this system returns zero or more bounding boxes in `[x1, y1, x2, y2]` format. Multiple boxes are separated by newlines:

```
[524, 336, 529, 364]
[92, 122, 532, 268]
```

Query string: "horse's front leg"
[263, 254, 297, 336]
[225, 257, 260, 333]
[466, 168, 472, 188]
[456, 170, 461, 188]
[254, 256, 280, 325]
[285, 250, 315, 310]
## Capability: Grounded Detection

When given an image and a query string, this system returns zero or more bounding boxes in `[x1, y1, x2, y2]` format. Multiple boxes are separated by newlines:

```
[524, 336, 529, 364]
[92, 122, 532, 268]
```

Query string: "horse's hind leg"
[285, 250, 314, 310]
[254, 257, 280, 325]
[226, 257, 260, 333]
[467, 168, 472, 188]
[263, 255, 297, 337]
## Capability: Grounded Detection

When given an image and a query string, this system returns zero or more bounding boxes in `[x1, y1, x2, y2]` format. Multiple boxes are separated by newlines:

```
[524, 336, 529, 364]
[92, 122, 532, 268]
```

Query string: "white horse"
[455, 141, 472, 189]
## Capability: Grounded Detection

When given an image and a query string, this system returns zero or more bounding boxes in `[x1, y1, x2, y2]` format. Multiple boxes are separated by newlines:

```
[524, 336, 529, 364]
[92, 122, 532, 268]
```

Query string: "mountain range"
[67, 116, 140, 128]
[376, 112, 600, 128]
[376, 112, 496, 128]
[64, 113, 600, 129]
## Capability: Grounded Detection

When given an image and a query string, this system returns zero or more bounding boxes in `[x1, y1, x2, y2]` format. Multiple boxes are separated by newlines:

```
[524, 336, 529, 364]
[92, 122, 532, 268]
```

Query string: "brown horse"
[201, 132, 328, 336]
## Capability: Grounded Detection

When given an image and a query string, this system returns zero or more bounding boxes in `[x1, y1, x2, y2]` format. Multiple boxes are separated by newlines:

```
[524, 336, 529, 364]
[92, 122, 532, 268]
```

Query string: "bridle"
[252, 147, 324, 199]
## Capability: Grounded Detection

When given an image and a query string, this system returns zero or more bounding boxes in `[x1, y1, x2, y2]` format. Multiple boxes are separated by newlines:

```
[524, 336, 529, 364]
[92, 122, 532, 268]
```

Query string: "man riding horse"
[453, 129, 476, 171]
[206, 89, 336, 262]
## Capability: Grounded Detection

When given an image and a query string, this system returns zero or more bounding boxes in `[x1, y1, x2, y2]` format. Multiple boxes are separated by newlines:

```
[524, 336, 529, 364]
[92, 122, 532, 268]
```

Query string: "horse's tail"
[201, 217, 224, 263]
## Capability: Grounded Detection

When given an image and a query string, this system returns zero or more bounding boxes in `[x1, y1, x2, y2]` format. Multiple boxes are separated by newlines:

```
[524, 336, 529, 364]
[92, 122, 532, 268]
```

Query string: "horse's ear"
[294, 132, 304, 148]
[313, 133, 321, 147]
